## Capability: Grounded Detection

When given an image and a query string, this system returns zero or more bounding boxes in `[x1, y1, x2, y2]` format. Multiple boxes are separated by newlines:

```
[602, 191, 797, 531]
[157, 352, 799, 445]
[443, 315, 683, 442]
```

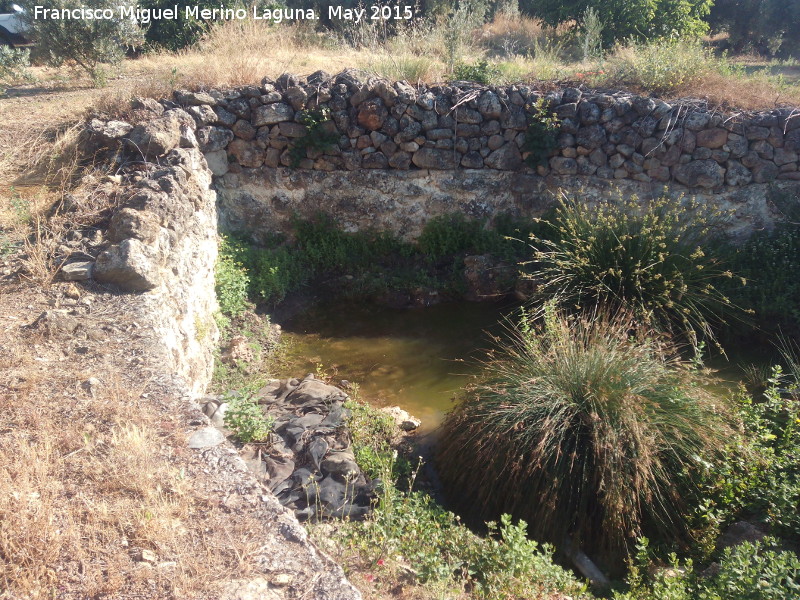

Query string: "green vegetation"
[725, 223, 800, 337]
[452, 59, 502, 84]
[20, 0, 142, 84]
[222, 213, 537, 307]
[0, 46, 33, 95]
[331, 395, 589, 599]
[436, 307, 728, 565]
[614, 537, 800, 600]
[140, 0, 237, 51]
[222, 390, 274, 443]
[710, 0, 800, 59]
[603, 39, 735, 95]
[700, 359, 800, 542]
[215, 235, 251, 318]
[521, 97, 560, 167]
[288, 108, 340, 167]
[519, 0, 713, 45]
[526, 192, 737, 347]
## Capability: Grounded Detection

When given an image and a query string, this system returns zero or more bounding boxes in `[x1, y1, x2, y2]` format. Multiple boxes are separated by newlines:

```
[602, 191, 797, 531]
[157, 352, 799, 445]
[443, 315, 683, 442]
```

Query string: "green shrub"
[247, 245, 309, 306]
[527, 192, 737, 347]
[223, 391, 274, 443]
[288, 108, 339, 167]
[520, 0, 712, 46]
[521, 97, 560, 167]
[0, 46, 34, 95]
[140, 0, 237, 50]
[436, 307, 728, 564]
[602, 40, 729, 95]
[20, 0, 142, 83]
[215, 235, 250, 318]
[724, 223, 800, 335]
[700, 359, 800, 541]
[615, 537, 800, 600]
[340, 398, 588, 599]
[452, 59, 502, 84]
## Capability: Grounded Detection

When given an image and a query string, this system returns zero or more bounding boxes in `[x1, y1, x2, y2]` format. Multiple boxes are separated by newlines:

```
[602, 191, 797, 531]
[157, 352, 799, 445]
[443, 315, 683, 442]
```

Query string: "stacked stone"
[166, 70, 800, 188]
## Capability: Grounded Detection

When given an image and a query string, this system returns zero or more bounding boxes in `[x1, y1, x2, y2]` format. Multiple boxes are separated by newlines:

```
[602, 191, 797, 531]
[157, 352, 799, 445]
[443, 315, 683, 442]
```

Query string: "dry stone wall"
[176, 70, 800, 187]
[126, 69, 797, 240]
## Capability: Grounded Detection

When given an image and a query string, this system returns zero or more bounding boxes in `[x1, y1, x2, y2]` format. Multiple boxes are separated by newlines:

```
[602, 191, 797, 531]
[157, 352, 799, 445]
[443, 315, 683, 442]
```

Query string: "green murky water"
[277, 301, 518, 433]
[277, 301, 771, 434]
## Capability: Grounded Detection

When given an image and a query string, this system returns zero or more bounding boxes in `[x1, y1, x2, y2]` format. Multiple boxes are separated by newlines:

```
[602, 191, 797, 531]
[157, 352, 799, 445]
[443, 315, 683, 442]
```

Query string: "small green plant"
[288, 108, 339, 167]
[452, 59, 502, 84]
[526, 191, 738, 347]
[215, 235, 250, 318]
[223, 391, 274, 443]
[521, 97, 559, 167]
[437, 306, 729, 564]
[580, 7, 604, 61]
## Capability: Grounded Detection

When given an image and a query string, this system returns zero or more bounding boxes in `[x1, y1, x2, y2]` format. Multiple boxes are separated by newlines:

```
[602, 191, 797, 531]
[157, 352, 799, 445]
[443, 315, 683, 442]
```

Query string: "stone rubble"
[203, 374, 422, 523]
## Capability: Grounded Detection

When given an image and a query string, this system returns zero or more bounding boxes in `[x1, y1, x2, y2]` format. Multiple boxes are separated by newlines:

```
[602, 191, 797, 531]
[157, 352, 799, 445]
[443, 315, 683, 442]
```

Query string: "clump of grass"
[365, 51, 439, 82]
[436, 306, 729, 565]
[599, 40, 730, 95]
[526, 192, 737, 348]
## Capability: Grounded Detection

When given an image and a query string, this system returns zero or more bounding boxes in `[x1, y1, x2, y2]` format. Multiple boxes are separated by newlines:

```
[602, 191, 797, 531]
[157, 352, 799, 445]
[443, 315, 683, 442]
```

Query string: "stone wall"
[176, 70, 799, 188]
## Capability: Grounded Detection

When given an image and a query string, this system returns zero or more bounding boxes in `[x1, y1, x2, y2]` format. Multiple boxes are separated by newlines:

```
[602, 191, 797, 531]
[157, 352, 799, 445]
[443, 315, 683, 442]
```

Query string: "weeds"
[223, 391, 275, 443]
[526, 192, 738, 348]
[437, 306, 729, 565]
[331, 396, 589, 599]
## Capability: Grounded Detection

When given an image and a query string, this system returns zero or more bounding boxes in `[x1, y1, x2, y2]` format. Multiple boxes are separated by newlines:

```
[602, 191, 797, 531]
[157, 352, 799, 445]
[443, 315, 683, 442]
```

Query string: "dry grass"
[0, 279, 272, 599]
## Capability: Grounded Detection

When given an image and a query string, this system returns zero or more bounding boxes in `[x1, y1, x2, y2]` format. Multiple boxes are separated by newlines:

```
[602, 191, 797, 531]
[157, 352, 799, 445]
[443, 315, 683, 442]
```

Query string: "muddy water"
[277, 300, 519, 433]
[277, 301, 767, 435]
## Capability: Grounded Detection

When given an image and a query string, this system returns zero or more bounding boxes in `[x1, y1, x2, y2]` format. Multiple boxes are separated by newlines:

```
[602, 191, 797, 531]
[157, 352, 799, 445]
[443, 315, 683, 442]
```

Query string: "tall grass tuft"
[436, 306, 729, 565]
[526, 192, 737, 348]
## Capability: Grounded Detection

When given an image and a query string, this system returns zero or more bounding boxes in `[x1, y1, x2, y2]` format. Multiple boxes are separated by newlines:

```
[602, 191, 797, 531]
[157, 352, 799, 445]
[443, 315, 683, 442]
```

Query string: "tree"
[20, 0, 142, 83]
[709, 0, 800, 58]
[519, 0, 713, 45]
[141, 0, 238, 51]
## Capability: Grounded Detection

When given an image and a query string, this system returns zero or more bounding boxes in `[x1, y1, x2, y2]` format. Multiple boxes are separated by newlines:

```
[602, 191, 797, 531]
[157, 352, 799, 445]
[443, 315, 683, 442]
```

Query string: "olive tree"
[19, 0, 142, 84]
[519, 0, 713, 45]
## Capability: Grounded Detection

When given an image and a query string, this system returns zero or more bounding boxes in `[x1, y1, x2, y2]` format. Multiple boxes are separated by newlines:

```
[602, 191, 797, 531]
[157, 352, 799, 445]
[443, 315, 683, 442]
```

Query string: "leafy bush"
[602, 40, 730, 95]
[140, 0, 237, 50]
[436, 307, 728, 564]
[521, 97, 559, 167]
[724, 222, 800, 335]
[526, 192, 737, 347]
[340, 399, 588, 599]
[223, 391, 274, 443]
[20, 0, 142, 83]
[215, 235, 250, 318]
[709, 0, 800, 59]
[452, 59, 502, 84]
[700, 360, 800, 541]
[616, 537, 800, 600]
[0, 46, 34, 95]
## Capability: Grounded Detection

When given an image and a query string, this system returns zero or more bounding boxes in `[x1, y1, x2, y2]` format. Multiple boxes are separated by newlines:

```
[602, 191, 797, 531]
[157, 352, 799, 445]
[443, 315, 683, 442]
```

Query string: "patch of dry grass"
[0, 283, 268, 599]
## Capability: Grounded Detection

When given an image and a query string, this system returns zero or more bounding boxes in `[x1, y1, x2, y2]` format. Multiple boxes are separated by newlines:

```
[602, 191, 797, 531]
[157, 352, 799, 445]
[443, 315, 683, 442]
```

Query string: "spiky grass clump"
[436, 308, 728, 564]
[527, 192, 737, 347]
